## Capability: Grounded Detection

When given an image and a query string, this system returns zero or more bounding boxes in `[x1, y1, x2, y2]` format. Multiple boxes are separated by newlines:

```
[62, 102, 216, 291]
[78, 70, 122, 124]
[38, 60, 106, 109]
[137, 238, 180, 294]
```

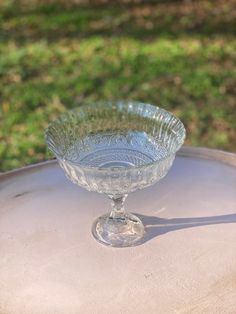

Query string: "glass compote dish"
[45, 101, 186, 247]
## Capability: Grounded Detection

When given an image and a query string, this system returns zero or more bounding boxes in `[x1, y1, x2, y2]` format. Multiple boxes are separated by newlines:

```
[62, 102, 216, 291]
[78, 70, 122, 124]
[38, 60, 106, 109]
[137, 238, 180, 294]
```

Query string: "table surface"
[0, 147, 236, 314]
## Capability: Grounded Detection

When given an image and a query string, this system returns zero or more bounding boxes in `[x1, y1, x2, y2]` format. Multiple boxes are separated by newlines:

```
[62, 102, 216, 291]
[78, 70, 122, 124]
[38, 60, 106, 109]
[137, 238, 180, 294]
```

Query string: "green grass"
[1, 0, 236, 171]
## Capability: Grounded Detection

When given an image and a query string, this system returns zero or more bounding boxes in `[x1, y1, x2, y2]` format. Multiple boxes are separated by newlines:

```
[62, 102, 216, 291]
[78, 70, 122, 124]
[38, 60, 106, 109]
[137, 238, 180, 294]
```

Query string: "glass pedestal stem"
[109, 194, 127, 219]
[92, 193, 145, 247]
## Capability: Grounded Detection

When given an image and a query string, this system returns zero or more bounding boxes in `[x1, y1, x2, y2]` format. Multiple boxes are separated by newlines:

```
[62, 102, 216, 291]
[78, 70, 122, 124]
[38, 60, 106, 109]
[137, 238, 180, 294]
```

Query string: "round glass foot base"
[92, 213, 145, 247]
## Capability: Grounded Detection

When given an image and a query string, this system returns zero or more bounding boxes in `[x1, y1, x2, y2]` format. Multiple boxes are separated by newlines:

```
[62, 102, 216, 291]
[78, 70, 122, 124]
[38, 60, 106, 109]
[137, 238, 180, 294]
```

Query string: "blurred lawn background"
[0, 0, 236, 171]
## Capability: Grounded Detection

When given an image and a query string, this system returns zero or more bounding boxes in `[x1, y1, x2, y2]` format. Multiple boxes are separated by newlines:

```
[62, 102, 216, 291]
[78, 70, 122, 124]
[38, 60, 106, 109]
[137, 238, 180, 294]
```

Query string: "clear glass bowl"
[45, 101, 186, 247]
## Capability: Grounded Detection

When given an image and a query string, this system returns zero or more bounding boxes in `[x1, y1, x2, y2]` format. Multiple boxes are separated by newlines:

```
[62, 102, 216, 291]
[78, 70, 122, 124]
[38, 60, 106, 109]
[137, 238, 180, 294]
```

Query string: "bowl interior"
[45, 101, 186, 170]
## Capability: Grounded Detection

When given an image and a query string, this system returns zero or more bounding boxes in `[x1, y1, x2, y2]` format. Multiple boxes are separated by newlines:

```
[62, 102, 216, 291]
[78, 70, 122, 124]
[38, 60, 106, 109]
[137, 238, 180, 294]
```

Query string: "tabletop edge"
[1, 146, 236, 180]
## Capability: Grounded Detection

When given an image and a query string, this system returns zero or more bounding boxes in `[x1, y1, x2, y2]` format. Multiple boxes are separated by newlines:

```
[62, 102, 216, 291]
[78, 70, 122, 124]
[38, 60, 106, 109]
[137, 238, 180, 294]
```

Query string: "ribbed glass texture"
[45, 101, 186, 195]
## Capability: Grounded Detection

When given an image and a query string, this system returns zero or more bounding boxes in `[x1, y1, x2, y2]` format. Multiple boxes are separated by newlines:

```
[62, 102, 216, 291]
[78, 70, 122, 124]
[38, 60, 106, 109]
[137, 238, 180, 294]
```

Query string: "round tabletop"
[0, 147, 236, 314]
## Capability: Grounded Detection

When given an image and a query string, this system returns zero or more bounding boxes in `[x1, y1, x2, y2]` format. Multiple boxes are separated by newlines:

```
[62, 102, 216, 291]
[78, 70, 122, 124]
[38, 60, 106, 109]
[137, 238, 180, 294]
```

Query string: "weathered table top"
[0, 147, 236, 314]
